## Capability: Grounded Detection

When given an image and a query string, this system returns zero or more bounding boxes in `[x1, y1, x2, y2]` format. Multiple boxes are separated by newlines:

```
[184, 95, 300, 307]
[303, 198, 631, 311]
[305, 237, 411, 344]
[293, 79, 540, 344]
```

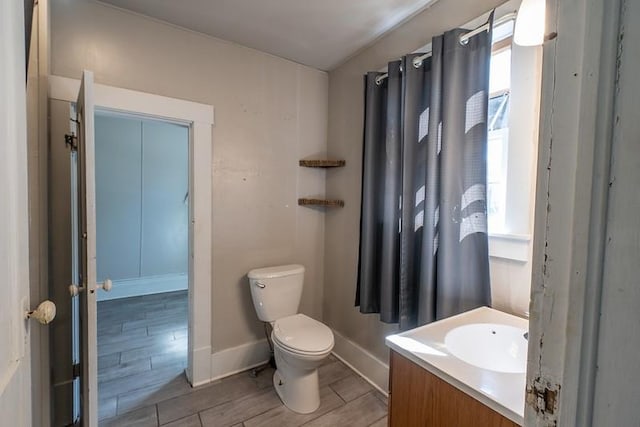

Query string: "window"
[487, 47, 511, 232]
[485, 17, 543, 248]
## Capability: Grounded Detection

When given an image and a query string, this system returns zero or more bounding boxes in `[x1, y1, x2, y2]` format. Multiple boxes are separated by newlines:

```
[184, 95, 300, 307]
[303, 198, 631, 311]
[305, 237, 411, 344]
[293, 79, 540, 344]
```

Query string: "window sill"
[488, 232, 531, 262]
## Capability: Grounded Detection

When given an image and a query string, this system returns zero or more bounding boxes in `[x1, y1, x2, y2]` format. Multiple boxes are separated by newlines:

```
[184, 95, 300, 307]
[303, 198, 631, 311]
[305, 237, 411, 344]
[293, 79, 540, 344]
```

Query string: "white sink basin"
[386, 307, 529, 423]
[444, 323, 528, 374]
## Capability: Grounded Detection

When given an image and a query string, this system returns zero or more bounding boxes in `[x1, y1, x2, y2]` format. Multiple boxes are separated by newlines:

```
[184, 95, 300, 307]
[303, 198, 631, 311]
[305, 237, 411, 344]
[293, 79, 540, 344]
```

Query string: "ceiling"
[98, 0, 438, 70]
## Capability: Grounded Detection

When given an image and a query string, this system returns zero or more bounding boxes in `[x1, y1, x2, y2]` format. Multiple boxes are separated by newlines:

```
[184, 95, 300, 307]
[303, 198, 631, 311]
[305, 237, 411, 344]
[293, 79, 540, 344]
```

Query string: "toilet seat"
[273, 314, 334, 355]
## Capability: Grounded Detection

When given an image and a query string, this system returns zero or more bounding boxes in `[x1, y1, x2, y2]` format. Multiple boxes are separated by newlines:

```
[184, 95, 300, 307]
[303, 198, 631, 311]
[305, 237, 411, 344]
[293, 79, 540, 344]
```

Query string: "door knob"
[69, 284, 85, 297]
[25, 300, 57, 325]
[98, 278, 113, 292]
[69, 279, 112, 296]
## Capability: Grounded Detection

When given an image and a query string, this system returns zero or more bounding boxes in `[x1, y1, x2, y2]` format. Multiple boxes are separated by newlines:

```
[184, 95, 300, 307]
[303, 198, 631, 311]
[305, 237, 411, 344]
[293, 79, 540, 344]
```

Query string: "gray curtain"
[356, 24, 492, 330]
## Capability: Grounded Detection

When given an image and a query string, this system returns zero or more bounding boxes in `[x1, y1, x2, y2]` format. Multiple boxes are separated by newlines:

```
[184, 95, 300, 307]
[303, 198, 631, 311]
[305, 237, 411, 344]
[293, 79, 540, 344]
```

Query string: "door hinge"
[72, 363, 81, 379]
[65, 133, 78, 151]
[526, 378, 560, 421]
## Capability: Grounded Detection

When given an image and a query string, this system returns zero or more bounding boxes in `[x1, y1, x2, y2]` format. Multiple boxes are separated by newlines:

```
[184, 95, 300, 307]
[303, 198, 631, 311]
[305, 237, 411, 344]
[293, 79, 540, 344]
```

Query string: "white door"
[0, 0, 32, 425]
[75, 70, 99, 427]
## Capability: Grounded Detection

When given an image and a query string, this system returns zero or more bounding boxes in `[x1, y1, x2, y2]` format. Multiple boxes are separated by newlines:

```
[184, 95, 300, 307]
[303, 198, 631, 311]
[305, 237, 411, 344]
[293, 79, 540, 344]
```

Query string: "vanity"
[385, 307, 527, 427]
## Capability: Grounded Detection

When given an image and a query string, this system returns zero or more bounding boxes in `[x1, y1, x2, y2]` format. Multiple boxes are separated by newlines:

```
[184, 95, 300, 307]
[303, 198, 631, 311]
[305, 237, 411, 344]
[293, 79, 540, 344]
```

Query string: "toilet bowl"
[271, 313, 334, 413]
[248, 265, 334, 414]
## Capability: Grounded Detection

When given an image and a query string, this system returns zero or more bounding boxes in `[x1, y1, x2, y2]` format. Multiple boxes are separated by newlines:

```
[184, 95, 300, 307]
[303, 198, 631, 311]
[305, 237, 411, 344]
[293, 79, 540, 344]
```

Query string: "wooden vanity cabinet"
[388, 350, 520, 427]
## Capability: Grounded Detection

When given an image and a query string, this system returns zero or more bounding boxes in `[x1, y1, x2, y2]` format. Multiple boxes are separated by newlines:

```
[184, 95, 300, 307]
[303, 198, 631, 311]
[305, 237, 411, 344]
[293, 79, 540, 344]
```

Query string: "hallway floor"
[98, 290, 188, 424]
[97, 291, 388, 427]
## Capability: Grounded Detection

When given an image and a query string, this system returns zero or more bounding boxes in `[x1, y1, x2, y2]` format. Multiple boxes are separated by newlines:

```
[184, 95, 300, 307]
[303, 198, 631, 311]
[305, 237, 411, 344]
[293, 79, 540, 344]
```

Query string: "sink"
[444, 323, 527, 374]
[386, 307, 529, 422]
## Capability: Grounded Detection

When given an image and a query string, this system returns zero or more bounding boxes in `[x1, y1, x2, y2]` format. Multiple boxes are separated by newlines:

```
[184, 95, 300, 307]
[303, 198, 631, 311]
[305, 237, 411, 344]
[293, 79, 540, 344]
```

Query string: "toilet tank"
[248, 264, 305, 322]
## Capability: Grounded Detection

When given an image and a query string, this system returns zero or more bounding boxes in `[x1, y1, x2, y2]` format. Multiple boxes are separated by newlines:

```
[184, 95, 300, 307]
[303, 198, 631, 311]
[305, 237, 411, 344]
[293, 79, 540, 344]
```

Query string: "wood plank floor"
[98, 291, 189, 423]
[98, 291, 388, 426]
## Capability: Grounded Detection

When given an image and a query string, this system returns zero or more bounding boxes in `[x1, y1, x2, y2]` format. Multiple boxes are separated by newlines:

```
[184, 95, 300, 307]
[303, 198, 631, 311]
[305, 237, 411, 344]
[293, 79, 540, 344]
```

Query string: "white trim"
[77, 71, 100, 427]
[189, 345, 216, 387]
[200, 331, 392, 395]
[488, 233, 531, 262]
[96, 274, 188, 301]
[198, 331, 390, 396]
[331, 330, 389, 395]
[489, 232, 530, 241]
[27, 0, 52, 425]
[187, 119, 213, 385]
[49, 75, 214, 389]
[526, 0, 622, 424]
[208, 339, 271, 384]
[48, 75, 214, 125]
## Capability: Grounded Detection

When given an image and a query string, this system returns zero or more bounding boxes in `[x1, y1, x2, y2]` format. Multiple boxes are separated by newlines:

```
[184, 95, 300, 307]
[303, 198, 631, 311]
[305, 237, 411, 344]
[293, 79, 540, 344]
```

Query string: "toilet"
[248, 264, 334, 414]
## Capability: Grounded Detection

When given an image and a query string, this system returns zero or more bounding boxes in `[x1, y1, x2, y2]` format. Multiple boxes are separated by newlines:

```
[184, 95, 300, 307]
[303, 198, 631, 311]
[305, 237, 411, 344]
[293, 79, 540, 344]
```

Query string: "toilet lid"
[273, 314, 334, 354]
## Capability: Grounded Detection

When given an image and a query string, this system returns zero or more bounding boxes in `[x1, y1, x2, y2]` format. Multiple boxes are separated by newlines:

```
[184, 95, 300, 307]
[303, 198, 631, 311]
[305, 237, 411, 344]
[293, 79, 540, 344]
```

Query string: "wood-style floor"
[97, 291, 388, 427]
[98, 291, 189, 423]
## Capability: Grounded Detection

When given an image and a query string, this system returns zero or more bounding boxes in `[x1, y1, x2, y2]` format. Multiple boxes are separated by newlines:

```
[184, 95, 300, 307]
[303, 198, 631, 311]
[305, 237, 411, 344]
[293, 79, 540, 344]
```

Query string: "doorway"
[92, 112, 190, 422]
[48, 74, 213, 427]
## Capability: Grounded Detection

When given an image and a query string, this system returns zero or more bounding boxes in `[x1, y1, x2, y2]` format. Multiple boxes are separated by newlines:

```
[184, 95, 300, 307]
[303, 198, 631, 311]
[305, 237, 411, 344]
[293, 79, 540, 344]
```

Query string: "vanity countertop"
[385, 307, 528, 425]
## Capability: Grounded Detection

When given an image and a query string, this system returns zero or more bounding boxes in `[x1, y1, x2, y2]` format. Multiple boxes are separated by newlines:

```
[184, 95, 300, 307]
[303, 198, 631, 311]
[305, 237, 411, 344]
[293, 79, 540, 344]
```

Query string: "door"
[75, 70, 99, 427]
[0, 0, 32, 424]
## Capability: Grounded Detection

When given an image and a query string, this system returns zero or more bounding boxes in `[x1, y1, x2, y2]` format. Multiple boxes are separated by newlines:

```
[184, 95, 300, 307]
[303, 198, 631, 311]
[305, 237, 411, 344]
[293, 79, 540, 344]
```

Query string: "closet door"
[140, 120, 189, 277]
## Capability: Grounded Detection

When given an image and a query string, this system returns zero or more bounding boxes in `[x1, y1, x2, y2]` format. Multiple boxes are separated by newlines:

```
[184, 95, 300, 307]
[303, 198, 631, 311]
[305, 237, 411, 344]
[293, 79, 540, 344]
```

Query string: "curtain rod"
[375, 12, 517, 85]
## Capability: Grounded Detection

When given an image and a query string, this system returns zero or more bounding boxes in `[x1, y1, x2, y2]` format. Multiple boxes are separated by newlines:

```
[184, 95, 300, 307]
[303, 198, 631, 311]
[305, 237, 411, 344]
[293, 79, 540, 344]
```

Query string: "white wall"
[95, 114, 189, 300]
[139, 119, 188, 277]
[49, 0, 328, 354]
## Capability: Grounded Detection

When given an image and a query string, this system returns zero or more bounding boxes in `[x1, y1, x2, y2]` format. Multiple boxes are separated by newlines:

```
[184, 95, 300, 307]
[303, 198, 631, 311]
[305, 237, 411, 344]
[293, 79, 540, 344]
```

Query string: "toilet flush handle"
[255, 281, 266, 289]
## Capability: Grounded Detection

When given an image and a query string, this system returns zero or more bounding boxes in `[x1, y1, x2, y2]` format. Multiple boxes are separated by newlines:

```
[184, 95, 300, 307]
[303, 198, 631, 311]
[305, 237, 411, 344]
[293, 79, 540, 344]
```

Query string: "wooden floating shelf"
[299, 159, 346, 168]
[298, 160, 345, 209]
[298, 198, 344, 208]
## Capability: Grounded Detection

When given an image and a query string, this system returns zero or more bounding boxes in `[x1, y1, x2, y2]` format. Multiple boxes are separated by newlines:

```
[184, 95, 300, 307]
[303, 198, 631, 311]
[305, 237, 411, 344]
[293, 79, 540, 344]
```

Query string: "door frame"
[525, 0, 622, 425]
[49, 75, 214, 387]
[25, 0, 51, 425]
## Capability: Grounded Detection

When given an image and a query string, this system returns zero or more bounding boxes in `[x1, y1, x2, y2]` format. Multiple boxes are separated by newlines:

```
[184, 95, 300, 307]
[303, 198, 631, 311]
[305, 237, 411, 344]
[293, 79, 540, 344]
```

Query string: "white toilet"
[248, 264, 334, 414]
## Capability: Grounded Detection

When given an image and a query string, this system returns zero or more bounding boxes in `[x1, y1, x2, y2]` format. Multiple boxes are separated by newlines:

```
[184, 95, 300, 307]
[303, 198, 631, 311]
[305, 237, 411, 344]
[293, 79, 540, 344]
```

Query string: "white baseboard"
[97, 273, 188, 301]
[193, 332, 388, 396]
[331, 330, 389, 395]
[209, 339, 271, 382]
[188, 345, 213, 387]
